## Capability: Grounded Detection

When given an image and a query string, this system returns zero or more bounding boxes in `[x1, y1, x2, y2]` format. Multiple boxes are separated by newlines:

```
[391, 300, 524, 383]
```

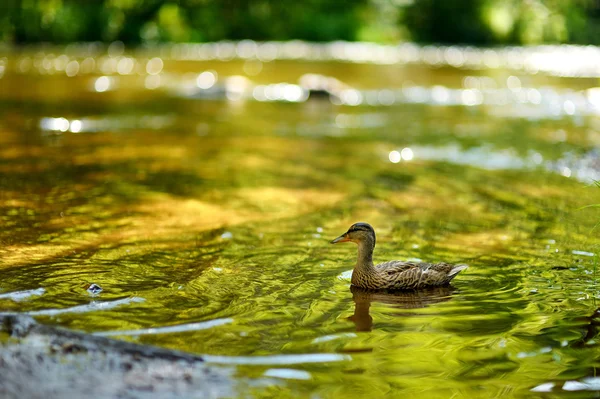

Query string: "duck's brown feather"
[352, 261, 467, 290]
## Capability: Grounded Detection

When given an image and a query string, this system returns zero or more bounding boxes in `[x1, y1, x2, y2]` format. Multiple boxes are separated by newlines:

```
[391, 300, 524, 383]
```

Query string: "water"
[2, 43, 600, 398]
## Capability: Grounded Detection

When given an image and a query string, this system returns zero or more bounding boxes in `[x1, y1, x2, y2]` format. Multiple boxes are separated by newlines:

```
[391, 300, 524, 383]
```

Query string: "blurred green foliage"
[403, 0, 600, 45]
[1, 0, 600, 45]
[1, 0, 367, 44]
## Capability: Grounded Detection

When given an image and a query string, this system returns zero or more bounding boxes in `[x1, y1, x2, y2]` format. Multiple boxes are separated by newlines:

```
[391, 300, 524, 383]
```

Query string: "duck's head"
[331, 222, 376, 245]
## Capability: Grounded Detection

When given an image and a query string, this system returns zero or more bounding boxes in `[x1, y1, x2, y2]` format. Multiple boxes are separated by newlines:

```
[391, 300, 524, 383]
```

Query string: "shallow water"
[2, 43, 600, 398]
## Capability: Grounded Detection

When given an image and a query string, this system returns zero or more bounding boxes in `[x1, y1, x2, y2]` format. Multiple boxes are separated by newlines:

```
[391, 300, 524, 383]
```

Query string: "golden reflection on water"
[3, 50, 600, 398]
[349, 286, 453, 332]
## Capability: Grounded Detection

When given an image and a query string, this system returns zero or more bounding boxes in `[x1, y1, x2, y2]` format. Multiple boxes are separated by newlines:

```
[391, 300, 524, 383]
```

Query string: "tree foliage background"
[1, 0, 600, 45]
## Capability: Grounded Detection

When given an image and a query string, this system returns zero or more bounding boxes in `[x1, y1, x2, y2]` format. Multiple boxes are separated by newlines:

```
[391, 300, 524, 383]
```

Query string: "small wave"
[95, 317, 233, 337]
[263, 368, 311, 380]
[0, 288, 45, 302]
[0, 297, 145, 317]
[203, 353, 350, 365]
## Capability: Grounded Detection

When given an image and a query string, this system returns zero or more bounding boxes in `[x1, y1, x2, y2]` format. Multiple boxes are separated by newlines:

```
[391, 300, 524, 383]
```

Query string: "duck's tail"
[448, 264, 468, 278]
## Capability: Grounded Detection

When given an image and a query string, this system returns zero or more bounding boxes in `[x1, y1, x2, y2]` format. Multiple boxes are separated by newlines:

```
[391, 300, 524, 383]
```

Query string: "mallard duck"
[331, 222, 467, 290]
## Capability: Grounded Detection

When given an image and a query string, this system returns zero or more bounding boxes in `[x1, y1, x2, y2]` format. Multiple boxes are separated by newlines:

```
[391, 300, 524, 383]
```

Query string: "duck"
[331, 222, 467, 290]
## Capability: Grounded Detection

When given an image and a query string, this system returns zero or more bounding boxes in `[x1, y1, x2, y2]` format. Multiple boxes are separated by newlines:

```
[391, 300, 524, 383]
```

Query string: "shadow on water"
[349, 285, 454, 332]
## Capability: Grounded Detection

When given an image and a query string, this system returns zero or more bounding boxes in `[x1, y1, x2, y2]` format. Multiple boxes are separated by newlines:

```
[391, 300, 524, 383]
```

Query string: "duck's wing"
[375, 260, 419, 273]
[374, 261, 423, 289]
[375, 261, 467, 289]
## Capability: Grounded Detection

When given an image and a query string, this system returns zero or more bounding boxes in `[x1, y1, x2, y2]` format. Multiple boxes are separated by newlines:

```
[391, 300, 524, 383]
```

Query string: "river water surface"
[2, 43, 600, 398]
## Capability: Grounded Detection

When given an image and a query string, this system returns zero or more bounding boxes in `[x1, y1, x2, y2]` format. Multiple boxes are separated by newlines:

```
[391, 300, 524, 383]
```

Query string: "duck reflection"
[349, 285, 455, 331]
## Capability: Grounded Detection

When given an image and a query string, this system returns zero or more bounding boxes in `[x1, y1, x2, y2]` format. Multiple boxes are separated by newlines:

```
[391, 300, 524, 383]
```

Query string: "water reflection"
[7, 44, 600, 119]
[388, 144, 600, 183]
[0, 288, 45, 302]
[94, 75, 112, 92]
[96, 318, 233, 337]
[349, 285, 454, 332]
[4, 297, 146, 317]
[3, 43, 600, 398]
[203, 353, 350, 365]
[83, 40, 600, 78]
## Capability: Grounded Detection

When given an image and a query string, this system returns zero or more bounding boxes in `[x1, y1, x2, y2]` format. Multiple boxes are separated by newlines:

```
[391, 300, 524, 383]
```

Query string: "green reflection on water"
[1, 60, 600, 398]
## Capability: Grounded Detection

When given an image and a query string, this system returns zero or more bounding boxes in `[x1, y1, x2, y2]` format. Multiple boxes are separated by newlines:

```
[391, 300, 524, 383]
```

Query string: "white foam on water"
[96, 318, 233, 337]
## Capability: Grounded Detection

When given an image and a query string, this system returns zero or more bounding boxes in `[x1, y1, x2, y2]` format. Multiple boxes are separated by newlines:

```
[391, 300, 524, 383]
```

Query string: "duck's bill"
[331, 234, 350, 244]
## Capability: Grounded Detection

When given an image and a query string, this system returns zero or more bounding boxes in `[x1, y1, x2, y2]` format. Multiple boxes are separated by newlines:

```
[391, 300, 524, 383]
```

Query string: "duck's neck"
[352, 237, 376, 285]
[356, 238, 375, 268]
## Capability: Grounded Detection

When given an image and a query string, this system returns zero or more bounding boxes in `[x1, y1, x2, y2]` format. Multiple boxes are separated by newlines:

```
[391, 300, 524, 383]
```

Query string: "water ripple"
[95, 317, 233, 337]
[0, 297, 145, 317]
[263, 368, 312, 380]
[0, 288, 45, 301]
[203, 353, 350, 365]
